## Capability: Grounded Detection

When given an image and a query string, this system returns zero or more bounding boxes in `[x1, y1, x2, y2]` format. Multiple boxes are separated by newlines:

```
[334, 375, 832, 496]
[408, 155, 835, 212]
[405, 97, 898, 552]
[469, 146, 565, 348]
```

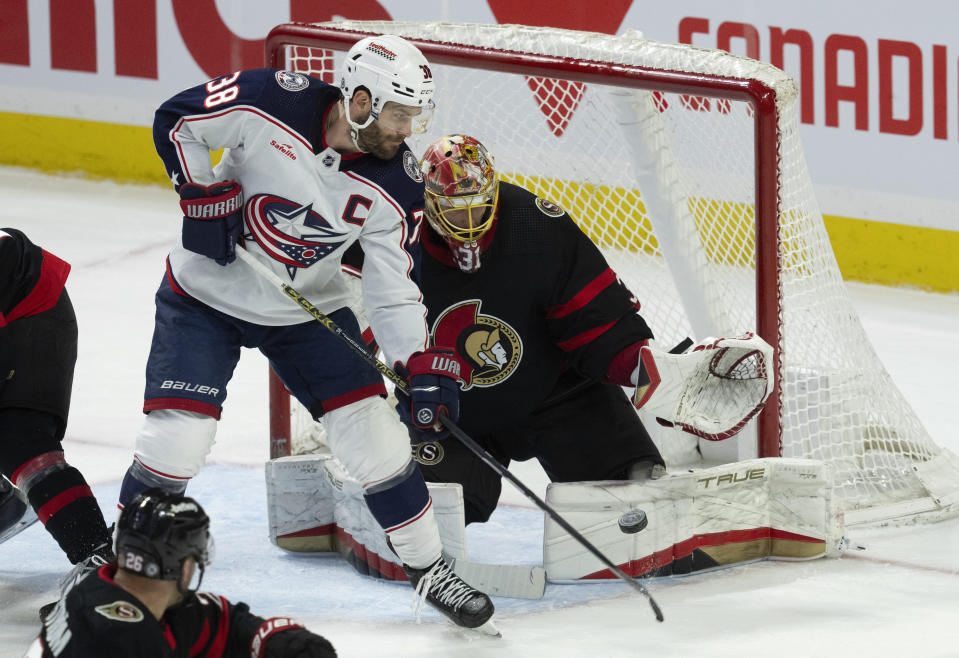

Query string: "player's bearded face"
[356, 102, 423, 159]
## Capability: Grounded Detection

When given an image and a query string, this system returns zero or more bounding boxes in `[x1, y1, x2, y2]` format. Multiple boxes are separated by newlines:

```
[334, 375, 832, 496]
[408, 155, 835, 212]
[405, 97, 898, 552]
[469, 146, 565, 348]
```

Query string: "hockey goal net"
[264, 20, 959, 526]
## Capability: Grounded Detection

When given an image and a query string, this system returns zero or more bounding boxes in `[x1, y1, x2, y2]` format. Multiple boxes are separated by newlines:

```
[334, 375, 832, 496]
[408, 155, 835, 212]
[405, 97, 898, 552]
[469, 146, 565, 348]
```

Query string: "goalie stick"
[237, 247, 664, 620]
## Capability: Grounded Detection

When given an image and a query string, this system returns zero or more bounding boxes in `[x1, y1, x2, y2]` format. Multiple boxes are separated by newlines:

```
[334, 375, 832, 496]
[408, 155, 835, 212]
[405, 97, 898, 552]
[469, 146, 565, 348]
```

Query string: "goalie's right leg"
[323, 396, 493, 628]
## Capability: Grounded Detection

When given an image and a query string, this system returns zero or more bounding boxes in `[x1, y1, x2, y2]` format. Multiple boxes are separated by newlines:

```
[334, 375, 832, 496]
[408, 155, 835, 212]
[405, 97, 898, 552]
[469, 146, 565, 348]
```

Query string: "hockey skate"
[406, 556, 498, 635]
[0, 477, 38, 545]
[39, 538, 116, 621]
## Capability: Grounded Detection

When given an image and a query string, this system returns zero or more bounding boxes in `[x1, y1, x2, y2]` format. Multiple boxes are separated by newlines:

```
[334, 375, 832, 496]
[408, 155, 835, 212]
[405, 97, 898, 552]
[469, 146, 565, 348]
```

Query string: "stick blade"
[449, 557, 547, 600]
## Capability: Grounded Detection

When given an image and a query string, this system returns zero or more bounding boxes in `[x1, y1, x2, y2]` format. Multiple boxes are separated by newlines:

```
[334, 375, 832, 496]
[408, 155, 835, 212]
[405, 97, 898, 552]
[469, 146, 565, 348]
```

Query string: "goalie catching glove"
[633, 332, 774, 441]
[394, 347, 462, 436]
[178, 180, 244, 265]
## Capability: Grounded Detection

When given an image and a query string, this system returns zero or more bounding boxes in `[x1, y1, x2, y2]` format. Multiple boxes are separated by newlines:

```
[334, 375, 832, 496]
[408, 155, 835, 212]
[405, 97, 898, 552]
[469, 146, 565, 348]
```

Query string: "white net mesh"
[270, 21, 958, 526]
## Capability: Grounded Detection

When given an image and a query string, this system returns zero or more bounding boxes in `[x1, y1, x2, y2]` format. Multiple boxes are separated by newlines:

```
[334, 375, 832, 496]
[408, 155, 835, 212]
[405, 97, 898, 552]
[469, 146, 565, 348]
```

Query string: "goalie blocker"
[266, 454, 844, 587]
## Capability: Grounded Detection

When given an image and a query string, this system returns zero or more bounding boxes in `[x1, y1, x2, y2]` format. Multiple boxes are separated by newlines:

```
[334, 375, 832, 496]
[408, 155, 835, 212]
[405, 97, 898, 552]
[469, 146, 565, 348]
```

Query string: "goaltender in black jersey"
[406, 135, 666, 523]
[26, 489, 336, 658]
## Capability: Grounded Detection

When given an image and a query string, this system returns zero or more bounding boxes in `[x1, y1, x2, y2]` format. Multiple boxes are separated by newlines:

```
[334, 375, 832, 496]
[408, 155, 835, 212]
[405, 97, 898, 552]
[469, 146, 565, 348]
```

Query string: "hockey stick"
[239, 249, 544, 599]
[237, 248, 663, 619]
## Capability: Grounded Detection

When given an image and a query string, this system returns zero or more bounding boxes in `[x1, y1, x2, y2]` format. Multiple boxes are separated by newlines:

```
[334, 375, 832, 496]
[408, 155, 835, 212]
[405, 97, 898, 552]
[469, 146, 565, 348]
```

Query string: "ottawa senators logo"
[431, 300, 522, 390]
[94, 601, 145, 623]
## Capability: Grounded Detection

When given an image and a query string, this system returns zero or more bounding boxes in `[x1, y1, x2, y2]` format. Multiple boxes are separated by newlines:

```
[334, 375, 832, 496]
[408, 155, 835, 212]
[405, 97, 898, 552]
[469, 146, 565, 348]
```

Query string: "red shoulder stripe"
[545, 268, 615, 319]
[555, 319, 617, 352]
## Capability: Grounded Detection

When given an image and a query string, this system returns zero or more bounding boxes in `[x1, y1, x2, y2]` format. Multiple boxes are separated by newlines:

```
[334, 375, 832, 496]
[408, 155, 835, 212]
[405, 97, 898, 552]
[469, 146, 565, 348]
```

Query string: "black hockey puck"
[618, 509, 648, 534]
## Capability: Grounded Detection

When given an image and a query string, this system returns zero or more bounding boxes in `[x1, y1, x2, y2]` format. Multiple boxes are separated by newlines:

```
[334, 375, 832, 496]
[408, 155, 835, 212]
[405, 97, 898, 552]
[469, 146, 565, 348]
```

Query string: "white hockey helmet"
[340, 34, 435, 134]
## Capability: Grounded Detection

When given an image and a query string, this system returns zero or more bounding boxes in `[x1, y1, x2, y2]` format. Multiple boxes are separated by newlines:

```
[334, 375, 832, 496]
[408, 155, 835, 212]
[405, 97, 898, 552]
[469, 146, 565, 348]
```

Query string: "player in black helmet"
[27, 489, 337, 657]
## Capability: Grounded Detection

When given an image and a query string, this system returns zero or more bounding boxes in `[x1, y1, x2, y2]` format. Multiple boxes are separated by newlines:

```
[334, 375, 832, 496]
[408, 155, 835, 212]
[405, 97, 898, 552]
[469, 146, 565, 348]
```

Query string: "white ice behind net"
[276, 21, 958, 526]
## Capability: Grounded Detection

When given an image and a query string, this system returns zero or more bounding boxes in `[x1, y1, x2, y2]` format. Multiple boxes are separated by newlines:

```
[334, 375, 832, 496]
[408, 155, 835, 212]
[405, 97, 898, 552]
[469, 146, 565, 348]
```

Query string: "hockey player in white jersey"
[117, 35, 494, 630]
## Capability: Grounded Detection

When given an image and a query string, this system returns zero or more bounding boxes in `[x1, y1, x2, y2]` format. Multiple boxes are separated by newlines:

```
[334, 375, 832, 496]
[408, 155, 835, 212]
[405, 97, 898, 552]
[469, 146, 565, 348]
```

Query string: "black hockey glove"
[251, 619, 337, 658]
[394, 347, 461, 438]
[178, 180, 243, 265]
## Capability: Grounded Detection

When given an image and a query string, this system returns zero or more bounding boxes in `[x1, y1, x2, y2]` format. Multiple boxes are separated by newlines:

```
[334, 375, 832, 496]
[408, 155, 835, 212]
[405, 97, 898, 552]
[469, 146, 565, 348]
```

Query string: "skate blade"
[472, 619, 501, 638]
[0, 508, 39, 545]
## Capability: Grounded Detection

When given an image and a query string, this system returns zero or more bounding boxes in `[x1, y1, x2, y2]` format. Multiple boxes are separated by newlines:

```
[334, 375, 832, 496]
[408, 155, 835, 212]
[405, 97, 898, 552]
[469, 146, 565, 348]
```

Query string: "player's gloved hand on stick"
[178, 180, 244, 265]
[259, 625, 337, 658]
[394, 347, 462, 438]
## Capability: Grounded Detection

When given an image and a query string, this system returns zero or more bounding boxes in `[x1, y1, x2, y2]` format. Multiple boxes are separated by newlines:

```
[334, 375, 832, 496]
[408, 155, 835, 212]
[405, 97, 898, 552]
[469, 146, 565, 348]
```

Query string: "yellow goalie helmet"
[420, 134, 500, 273]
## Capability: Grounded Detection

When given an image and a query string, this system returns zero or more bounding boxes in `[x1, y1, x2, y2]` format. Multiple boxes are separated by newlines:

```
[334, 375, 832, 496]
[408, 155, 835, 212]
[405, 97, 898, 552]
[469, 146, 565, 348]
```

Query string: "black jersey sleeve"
[0, 227, 41, 317]
[0, 227, 71, 326]
[162, 591, 263, 657]
[166, 592, 334, 658]
[544, 213, 654, 382]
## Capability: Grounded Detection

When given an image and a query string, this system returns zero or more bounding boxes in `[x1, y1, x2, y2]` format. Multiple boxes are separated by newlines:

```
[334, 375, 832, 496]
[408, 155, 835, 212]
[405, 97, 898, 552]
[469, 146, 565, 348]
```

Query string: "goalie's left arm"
[543, 213, 655, 382]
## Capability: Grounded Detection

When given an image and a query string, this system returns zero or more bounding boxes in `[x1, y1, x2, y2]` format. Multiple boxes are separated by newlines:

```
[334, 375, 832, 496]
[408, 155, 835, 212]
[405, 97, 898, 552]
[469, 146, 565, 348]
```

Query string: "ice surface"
[1, 167, 958, 657]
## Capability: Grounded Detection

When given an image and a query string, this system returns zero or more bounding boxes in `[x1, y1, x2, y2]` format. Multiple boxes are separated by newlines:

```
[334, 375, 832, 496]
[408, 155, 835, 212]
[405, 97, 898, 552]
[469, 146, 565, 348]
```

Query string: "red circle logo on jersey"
[431, 300, 522, 390]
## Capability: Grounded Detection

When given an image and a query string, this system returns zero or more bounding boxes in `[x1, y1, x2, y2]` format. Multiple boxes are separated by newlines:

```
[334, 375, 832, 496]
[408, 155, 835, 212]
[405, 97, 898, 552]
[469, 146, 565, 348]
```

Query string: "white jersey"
[153, 69, 428, 367]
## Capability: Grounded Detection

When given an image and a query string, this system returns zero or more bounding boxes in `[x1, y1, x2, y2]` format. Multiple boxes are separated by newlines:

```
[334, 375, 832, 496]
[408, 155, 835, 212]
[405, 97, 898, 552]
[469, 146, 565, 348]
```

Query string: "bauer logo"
[274, 70, 310, 92]
[416, 408, 434, 425]
[160, 380, 219, 396]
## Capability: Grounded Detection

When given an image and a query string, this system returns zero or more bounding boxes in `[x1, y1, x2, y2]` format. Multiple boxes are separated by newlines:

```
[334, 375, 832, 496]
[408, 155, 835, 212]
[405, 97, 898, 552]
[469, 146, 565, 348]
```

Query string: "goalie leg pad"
[543, 458, 845, 582]
[265, 454, 467, 578]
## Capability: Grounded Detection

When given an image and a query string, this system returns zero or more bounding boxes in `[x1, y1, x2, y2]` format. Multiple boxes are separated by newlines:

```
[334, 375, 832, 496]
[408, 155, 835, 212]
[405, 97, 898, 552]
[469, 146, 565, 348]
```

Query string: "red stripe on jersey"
[545, 268, 616, 319]
[165, 258, 188, 296]
[321, 383, 388, 413]
[189, 619, 211, 656]
[37, 485, 93, 524]
[556, 319, 617, 352]
[133, 456, 192, 481]
[203, 595, 232, 657]
[0, 248, 70, 326]
[164, 623, 177, 650]
[384, 498, 433, 533]
[144, 397, 221, 419]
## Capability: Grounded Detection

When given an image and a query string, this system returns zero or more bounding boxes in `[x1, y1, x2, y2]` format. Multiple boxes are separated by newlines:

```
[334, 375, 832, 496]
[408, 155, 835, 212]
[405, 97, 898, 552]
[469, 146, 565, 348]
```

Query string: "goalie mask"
[340, 34, 435, 143]
[421, 135, 500, 273]
[115, 489, 214, 591]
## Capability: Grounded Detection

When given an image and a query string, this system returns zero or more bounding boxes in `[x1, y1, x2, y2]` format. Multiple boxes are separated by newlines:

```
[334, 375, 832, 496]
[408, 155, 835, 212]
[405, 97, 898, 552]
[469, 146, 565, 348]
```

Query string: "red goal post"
[263, 20, 959, 526]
